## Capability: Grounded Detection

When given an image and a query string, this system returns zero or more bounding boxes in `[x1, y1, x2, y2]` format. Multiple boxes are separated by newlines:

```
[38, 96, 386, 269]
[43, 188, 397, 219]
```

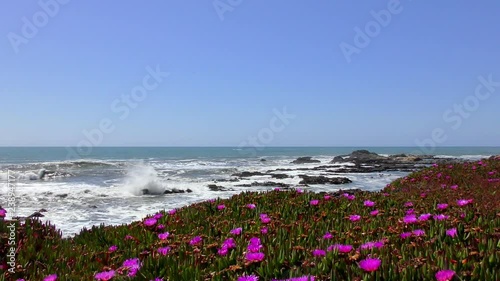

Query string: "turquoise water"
[1, 146, 499, 163]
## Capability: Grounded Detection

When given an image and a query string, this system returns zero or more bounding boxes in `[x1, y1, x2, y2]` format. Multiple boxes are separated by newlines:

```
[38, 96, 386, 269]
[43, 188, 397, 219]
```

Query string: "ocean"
[1, 146, 498, 237]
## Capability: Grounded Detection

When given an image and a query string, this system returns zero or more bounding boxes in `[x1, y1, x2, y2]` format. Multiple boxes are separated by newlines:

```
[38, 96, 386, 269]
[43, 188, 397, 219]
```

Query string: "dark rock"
[231, 171, 265, 177]
[298, 175, 352, 185]
[38, 209, 48, 212]
[291, 157, 321, 164]
[186, 189, 193, 193]
[235, 181, 291, 188]
[270, 173, 290, 179]
[163, 188, 187, 194]
[213, 178, 240, 182]
[331, 156, 345, 163]
[56, 194, 68, 198]
[28, 212, 44, 218]
[260, 159, 267, 162]
[207, 184, 234, 191]
[89, 205, 97, 209]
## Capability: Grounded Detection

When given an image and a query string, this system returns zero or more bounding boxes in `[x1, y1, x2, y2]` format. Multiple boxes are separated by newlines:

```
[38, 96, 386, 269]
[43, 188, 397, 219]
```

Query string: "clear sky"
[1, 1, 499, 147]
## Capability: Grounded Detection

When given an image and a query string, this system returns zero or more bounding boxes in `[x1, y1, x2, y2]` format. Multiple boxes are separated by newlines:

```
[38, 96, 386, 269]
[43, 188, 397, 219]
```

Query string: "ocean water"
[0, 146, 498, 237]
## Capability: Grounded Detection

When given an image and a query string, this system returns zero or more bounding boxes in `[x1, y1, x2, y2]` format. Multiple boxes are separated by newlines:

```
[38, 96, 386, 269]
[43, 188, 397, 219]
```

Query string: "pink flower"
[157, 224, 165, 230]
[261, 227, 268, 234]
[143, 218, 157, 226]
[248, 237, 263, 252]
[327, 244, 352, 253]
[403, 214, 418, 224]
[323, 232, 333, 239]
[245, 252, 265, 262]
[312, 249, 326, 257]
[343, 193, 355, 200]
[260, 214, 271, 224]
[406, 209, 415, 215]
[412, 229, 425, 236]
[360, 241, 384, 250]
[157, 246, 171, 256]
[168, 209, 177, 215]
[247, 204, 256, 209]
[418, 213, 432, 221]
[43, 274, 57, 281]
[218, 247, 228, 256]
[0, 208, 6, 217]
[153, 213, 163, 219]
[457, 199, 473, 207]
[122, 258, 141, 277]
[359, 258, 381, 272]
[230, 227, 243, 235]
[364, 200, 375, 207]
[190, 236, 202, 246]
[370, 209, 379, 216]
[324, 195, 331, 200]
[446, 228, 457, 238]
[222, 238, 236, 249]
[435, 269, 455, 281]
[400, 232, 412, 239]
[437, 203, 448, 211]
[274, 188, 281, 191]
[95, 270, 115, 281]
[434, 214, 449, 221]
[310, 200, 319, 206]
[238, 275, 259, 281]
[404, 202, 413, 208]
[108, 245, 118, 252]
[349, 215, 361, 222]
[296, 189, 304, 193]
[217, 204, 225, 210]
[158, 232, 170, 240]
[450, 185, 458, 190]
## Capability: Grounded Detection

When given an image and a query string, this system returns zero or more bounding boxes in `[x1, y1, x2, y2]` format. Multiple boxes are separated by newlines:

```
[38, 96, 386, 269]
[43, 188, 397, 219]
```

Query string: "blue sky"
[0, 1, 499, 146]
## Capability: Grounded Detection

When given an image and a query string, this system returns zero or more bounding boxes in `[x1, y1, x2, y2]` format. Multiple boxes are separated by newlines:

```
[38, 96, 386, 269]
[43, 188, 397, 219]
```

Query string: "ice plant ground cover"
[1, 158, 499, 280]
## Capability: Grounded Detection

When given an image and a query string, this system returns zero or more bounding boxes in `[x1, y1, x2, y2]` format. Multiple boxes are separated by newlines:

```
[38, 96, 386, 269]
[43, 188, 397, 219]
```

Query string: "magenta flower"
[247, 203, 256, 209]
[450, 185, 458, 190]
[245, 252, 265, 262]
[323, 232, 333, 239]
[124, 235, 134, 240]
[403, 214, 418, 224]
[404, 202, 413, 207]
[158, 232, 170, 240]
[412, 229, 425, 236]
[108, 245, 117, 252]
[157, 246, 171, 256]
[222, 238, 237, 249]
[327, 244, 352, 253]
[400, 232, 412, 239]
[434, 214, 449, 221]
[217, 204, 226, 210]
[208, 199, 216, 203]
[190, 236, 202, 246]
[157, 224, 165, 230]
[274, 188, 280, 191]
[312, 249, 326, 257]
[359, 258, 381, 272]
[0, 208, 6, 217]
[151, 278, 164, 281]
[230, 227, 243, 235]
[248, 237, 263, 252]
[122, 258, 141, 277]
[324, 195, 331, 200]
[43, 274, 57, 281]
[143, 218, 157, 227]
[437, 203, 448, 211]
[153, 213, 163, 219]
[310, 200, 319, 206]
[364, 200, 375, 207]
[418, 213, 432, 221]
[168, 209, 177, 215]
[261, 227, 268, 234]
[238, 275, 259, 281]
[296, 188, 304, 193]
[260, 214, 271, 224]
[343, 193, 355, 200]
[457, 199, 473, 207]
[218, 247, 228, 256]
[406, 209, 415, 215]
[435, 269, 455, 281]
[272, 276, 315, 281]
[446, 228, 457, 238]
[360, 241, 384, 250]
[370, 209, 379, 216]
[349, 215, 361, 222]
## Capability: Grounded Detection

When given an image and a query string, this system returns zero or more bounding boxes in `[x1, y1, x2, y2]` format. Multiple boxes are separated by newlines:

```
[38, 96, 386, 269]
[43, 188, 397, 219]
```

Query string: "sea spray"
[124, 163, 165, 195]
